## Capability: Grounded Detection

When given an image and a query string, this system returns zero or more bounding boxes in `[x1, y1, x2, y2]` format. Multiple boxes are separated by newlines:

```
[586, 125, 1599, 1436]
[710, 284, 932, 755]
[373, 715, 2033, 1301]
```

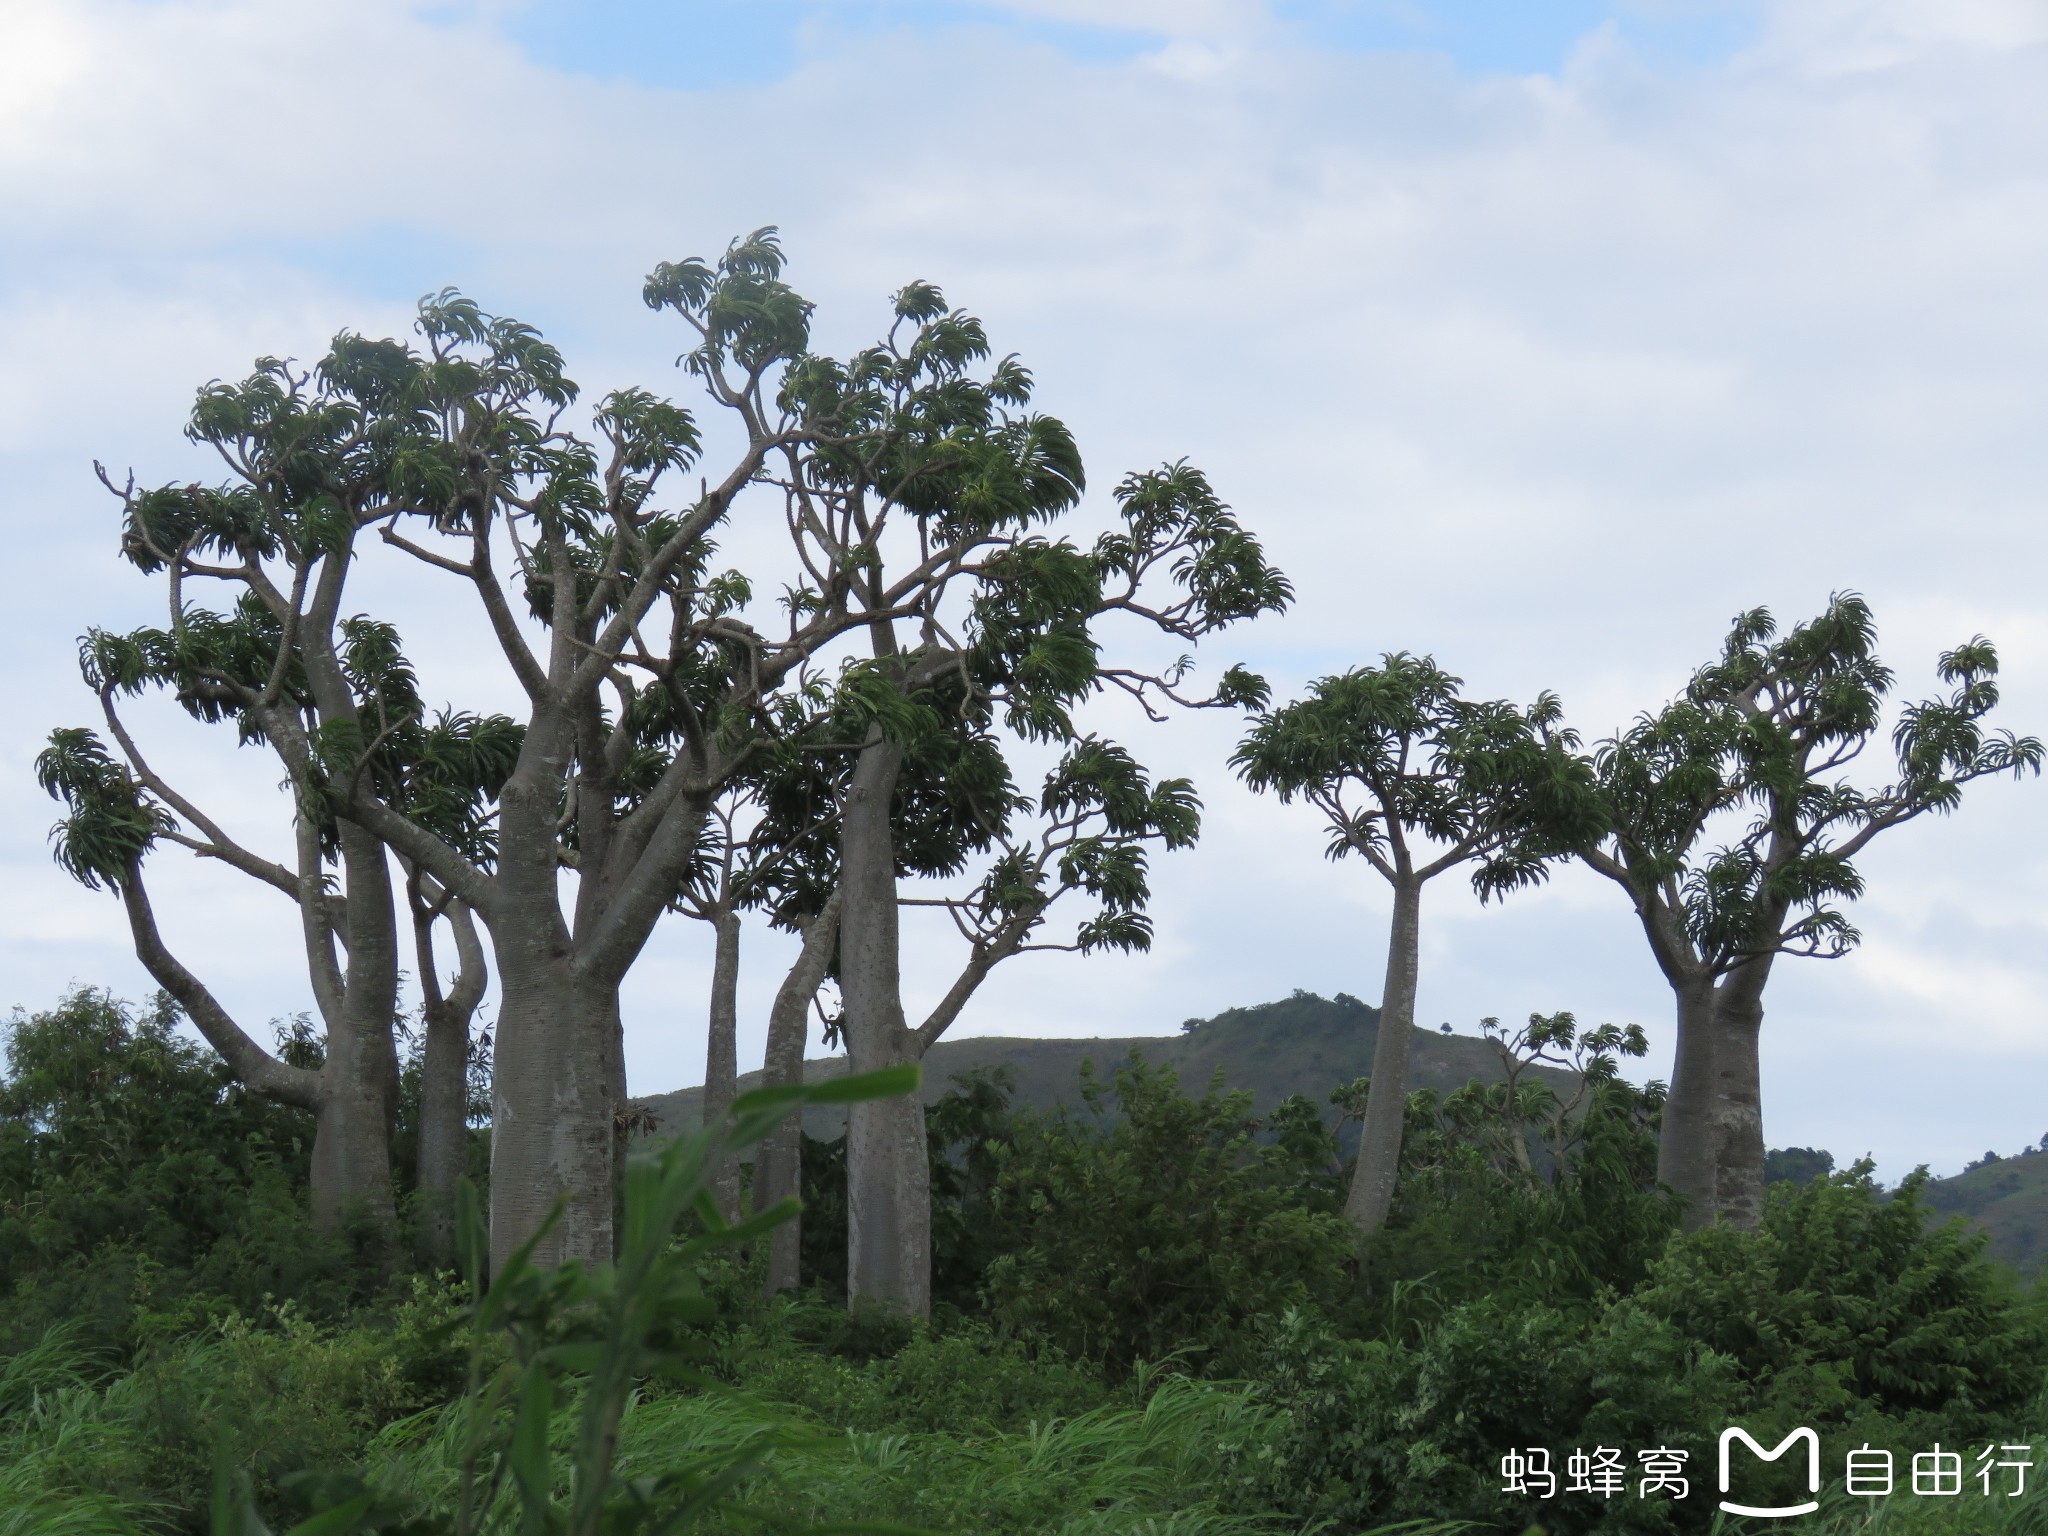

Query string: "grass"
[355, 1367, 1287, 1536]
[9, 1309, 2041, 1534]
[1794, 1483, 2048, 1536]
[0, 1315, 1298, 1534]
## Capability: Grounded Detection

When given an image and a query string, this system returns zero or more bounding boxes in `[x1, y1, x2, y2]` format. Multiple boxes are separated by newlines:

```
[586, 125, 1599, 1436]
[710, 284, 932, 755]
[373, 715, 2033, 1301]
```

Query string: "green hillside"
[636, 989, 1573, 1146]
[1921, 1146, 2048, 1274]
[642, 990, 2046, 1275]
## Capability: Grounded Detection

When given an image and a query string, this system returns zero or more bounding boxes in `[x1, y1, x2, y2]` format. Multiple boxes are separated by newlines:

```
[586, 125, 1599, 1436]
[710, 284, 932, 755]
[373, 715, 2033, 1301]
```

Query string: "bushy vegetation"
[978, 1056, 1357, 1375]
[3, 987, 2044, 1534]
[0, 990, 384, 1360]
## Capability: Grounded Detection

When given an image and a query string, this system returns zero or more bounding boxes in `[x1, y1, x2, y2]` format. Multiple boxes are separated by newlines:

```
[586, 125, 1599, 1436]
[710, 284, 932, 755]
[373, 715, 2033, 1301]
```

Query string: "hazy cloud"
[3, 0, 2044, 1177]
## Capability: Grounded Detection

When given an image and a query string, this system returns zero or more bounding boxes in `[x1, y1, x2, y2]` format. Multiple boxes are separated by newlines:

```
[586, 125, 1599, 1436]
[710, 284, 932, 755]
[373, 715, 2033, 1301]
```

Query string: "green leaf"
[801, 1064, 921, 1104]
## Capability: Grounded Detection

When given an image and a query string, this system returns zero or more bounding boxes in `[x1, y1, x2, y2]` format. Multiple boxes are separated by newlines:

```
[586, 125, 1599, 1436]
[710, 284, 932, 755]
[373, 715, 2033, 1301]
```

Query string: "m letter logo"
[1719, 1427, 1821, 1518]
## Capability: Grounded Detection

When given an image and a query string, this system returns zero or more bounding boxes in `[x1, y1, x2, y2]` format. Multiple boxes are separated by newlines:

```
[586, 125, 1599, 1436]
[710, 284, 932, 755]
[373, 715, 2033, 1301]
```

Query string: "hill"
[638, 988, 2044, 1273]
[1921, 1147, 2048, 1274]
[635, 989, 1572, 1146]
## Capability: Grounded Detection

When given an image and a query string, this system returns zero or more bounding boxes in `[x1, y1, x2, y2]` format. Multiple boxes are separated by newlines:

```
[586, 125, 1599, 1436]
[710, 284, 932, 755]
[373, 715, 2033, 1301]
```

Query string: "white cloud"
[1752, 0, 2048, 74]
[0, 0, 97, 155]
[5, 0, 2047, 1171]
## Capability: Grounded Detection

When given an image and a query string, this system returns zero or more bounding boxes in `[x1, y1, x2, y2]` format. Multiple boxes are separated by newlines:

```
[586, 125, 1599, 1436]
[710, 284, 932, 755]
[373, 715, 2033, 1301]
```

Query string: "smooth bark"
[414, 890, 486, 1268]
[845, 1067, 929, 1315]
[1655, 972, 1769, 1233]
[1583, 845, 1741, 1229]
[756, 891, 841, 1296]
[459, 703, 716, 1272]
[485, 890, 621, 1271]
[1705, 956, 1773, 1231]
[1657, 981, 1721, 1228]
[838, 735, 931, 1316]
[702, 907, 742, 1223]
[1345, 876, 1422, 1234]
[313, 825, 403, 1230]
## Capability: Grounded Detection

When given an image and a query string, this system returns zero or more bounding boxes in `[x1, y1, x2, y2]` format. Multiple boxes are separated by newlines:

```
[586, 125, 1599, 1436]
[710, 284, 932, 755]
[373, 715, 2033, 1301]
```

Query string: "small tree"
[68, 231, 1198, 1274]
[666, 793, 754, 1223]
[672, 272, 1291, 1316]
[666, 776, 844, 1227]
[1233, 654, 1600, 1235]
[37, 612, 508, 1235]
[751, 889, 841, 1296]
[775, 690, 1225, 1315]
[1584, 595, 2040, 1229]
[1469, 1010, 1651, 1179]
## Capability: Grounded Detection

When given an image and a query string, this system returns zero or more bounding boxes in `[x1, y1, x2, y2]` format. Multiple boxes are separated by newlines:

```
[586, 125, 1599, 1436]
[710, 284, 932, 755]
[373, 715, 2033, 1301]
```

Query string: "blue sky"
[6, 0, 2048, 1178]
[497, 0, 1758, 89]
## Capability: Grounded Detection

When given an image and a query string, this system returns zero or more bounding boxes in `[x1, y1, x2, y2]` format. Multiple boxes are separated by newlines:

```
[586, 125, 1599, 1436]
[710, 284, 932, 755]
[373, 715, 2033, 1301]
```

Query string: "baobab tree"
[754, 668, 1226, 1314]
[1585, 595, 2040, 1230]
[645, 273, 1293, 1316]
[39, 610, 510, 1238]
[48, 278, 767, 1269]
[841, 728, 1211, 1316]
[59, 228, 1261, 1275]
[1233, 654, 1601, 1235]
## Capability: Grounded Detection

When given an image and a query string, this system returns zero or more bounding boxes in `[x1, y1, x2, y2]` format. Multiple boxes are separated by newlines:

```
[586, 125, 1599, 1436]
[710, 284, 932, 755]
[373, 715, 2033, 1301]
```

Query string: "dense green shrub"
[982, 1054, 1357, 1374]
[1231, 1166, 2048, 1535]
[6, 986, 2043, 1536]
[1361, 1043, 1681, 1326]
[1637, 1161, 2048, 1444]
[794, 1066, 1021, 1311]
[1227, 1301, 1739, 1535]
[723, 1309, 1108, 1435]
[0, 1277, 470, 1534]
[0, 988, 384, 1357]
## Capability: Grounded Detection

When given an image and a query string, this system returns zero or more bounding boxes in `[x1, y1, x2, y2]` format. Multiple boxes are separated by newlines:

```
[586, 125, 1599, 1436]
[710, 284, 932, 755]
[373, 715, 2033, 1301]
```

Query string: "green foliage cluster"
[1638, 1165, 2047, 1440]
[717, 1311, 1105, 1436]
[1366, 1041, 1679, 1312]
[0, 1283, 470, 1530]
[0, 989, 382, 1357]
[4, 988, 2044, 1536]
[1232, 1168, 2048, 1535]
[979, 1055, 1356, 1374]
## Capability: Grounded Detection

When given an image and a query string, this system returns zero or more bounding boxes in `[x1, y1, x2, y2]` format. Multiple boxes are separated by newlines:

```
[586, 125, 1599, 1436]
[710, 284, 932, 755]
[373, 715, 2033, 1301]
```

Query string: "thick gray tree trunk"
[1707, 999, 1766, 1230]
[838, 734, 931, 1317]
[416, 998, 470, 1266]
[846, 1042, 928, 1315]
[309, 1067, 397, 1230]
[756, 891, 842, 1296]
[415, 896, 485, 1270]
[309, 824, 402, 1231]
[488, 913, 619, 1272]
[1657, 981, 1721, 1230]
[1704, 954, 1774, 1231]
[483, 744, 689, 1275]
[1659, 955, 1776, 1233]
[702, 907, 743, 1222]
[1345, 876, 1422, 1234]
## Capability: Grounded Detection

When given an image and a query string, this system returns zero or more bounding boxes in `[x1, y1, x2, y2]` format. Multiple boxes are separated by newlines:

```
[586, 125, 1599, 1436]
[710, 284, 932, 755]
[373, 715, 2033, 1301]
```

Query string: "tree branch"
[121, 860, 321, 1110]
